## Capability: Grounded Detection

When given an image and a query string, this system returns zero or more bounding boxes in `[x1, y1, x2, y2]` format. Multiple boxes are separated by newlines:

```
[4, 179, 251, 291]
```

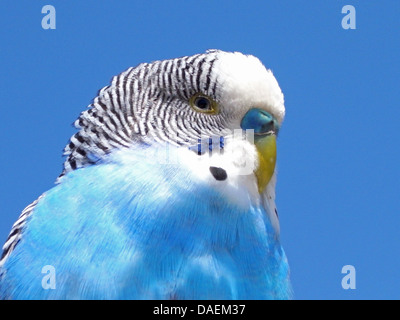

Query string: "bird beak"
[254, 134, 276, 193]
[240, 108, 278, 194]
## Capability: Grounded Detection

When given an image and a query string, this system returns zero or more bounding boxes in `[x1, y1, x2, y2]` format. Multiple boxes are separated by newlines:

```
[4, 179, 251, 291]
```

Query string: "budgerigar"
[0, 50, 292, 299]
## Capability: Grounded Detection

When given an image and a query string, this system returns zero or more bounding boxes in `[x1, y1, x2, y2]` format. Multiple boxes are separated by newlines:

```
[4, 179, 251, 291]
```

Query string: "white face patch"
[177, 137, 261, 210]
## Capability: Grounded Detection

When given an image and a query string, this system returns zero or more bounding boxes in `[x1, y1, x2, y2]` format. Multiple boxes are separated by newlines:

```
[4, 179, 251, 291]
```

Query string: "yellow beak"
[240, 108, 279, 194]
[254, 134, 277, 194]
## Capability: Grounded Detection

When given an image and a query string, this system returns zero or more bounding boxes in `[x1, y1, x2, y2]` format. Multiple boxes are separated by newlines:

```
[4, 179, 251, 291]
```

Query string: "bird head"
[61, 50, 285, 199]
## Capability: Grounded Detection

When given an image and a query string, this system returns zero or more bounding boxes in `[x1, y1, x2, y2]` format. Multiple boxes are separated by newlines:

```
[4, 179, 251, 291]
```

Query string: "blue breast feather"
[0, 146, 291, 299]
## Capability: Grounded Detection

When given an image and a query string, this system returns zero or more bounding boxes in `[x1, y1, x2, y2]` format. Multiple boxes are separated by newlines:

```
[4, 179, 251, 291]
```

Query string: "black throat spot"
[209, 166, 227, 181]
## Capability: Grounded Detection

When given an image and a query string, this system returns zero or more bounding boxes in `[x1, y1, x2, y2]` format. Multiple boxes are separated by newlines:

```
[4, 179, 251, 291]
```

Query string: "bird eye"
[190, 93, 218, 114]
[195, 97, 211, 110]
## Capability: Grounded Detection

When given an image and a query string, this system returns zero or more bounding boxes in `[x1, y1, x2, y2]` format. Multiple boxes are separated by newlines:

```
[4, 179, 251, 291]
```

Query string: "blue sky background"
[0, 1, 399, 299]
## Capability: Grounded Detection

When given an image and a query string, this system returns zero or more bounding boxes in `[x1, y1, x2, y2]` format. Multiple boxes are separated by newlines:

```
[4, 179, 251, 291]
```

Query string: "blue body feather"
[0, 146, 291, 299]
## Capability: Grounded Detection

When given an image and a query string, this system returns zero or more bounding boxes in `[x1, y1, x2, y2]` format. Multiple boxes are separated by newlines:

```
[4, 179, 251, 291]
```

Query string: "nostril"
[263, 120, 275, 130]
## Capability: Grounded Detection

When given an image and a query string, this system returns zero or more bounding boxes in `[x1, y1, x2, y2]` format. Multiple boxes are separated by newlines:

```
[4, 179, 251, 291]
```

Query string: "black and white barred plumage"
[60, 50, 231, 180]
